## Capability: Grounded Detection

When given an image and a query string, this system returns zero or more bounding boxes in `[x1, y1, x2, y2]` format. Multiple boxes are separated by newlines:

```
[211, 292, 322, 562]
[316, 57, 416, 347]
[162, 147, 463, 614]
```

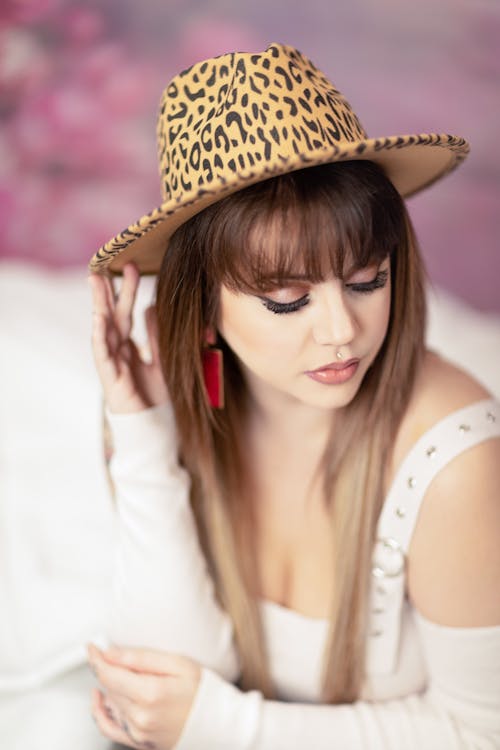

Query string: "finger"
[145, 306, 161, 366]
[89, 274, 123, 355]
[100, 687, 133, 718]
[97, 692, 156, 750]
[89, 645, 160, 702]
[103, 273, 117, 310]
[115, 263, 140, 339]
[104, 645, 190, 676]
[91, 688, 130, 746]
[88, 273, 112, 317]
[91, 311, 119, 380]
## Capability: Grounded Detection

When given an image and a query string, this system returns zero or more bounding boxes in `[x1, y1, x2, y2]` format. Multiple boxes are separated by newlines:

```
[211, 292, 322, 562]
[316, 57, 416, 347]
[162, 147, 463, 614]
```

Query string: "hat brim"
[89, 132, 468, 275]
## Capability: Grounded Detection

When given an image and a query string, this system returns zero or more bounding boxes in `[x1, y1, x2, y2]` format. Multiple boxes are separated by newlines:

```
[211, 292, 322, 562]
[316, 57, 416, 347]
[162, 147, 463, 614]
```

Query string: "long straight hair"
[155, 161, 426, 702]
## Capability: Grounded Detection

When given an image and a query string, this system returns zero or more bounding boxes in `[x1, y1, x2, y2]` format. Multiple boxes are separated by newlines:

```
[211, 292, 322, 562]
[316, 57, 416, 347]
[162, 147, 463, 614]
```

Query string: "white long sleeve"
[175, 613, 500, 750]
[106, 404, 239, 680]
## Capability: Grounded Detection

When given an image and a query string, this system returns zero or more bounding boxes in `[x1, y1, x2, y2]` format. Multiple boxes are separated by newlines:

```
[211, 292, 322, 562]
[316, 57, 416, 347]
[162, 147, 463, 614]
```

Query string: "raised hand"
[89, 262, 169, 414]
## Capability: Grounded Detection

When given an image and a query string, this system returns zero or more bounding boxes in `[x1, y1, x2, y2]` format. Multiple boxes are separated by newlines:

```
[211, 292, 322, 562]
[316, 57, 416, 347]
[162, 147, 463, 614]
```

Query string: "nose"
[312, 283, 356, 347]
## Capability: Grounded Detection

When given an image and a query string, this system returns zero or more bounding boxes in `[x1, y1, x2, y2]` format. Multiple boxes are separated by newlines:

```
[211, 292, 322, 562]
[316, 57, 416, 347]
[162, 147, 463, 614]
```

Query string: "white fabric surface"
[0, 264, 114, 749]
[0, 264, 113, 688]
[0, 261, 499, 749]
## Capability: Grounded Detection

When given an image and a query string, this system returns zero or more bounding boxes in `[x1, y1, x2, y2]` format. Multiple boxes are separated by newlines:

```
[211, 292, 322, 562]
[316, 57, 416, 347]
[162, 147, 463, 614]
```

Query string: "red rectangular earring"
[202, 328, 224, 409]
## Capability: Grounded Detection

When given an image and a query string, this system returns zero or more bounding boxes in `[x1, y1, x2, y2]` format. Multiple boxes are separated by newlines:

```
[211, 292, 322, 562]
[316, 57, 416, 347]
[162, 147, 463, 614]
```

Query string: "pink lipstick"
[305, 359, 359, 385]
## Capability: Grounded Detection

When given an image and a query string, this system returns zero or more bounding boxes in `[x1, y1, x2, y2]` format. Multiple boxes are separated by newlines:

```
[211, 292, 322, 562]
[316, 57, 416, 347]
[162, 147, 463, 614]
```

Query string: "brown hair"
[155, 161, 426, 702]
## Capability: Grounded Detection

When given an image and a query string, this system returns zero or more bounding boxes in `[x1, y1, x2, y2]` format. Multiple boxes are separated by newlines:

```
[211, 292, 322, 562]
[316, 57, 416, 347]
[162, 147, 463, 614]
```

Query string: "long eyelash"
[347, 269, 389, 294]
[259, 294, 310, 314]
[257, 269, 388, 314]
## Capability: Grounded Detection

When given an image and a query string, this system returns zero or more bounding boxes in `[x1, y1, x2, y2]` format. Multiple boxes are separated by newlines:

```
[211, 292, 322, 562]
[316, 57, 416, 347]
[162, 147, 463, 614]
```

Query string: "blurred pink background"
[1, 0, 499, 311]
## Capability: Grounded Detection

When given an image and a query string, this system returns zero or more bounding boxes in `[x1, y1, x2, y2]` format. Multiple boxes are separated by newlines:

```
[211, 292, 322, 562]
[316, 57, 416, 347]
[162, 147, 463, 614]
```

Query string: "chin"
[306, 392, 359, 411]
[295, 380, 363, 410]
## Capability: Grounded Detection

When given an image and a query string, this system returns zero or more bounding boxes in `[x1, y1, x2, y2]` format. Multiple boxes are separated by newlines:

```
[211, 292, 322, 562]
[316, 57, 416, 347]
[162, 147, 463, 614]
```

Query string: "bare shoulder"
[399, 351, 500, 627]
[404, 350, 492, 436]
[389, 351, 491, 468]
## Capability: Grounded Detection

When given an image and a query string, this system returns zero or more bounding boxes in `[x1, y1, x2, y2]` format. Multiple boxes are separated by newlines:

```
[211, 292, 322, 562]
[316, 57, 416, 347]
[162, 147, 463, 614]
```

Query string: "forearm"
[106, 404, 239, 679]
[175, 667, 498, 750]
[175, 615, 500, 750]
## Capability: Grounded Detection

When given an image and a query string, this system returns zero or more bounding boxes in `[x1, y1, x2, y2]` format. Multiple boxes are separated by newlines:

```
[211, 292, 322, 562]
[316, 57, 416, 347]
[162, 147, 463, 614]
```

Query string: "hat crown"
[156, 43, 368, 203]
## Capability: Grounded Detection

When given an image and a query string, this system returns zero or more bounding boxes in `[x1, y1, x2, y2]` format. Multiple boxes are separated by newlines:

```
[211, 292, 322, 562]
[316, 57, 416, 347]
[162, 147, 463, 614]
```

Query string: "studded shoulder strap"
[365, 398, 500, 675]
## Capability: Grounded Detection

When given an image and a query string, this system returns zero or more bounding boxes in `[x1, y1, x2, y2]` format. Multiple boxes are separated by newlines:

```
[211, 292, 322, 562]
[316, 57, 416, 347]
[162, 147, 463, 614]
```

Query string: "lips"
[304, 358, 360, 385]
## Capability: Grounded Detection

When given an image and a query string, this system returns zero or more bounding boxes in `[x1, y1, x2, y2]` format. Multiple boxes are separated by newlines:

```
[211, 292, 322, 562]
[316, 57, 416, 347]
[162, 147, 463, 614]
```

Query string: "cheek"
[374, 288, 392, 339]
[357, 289, 391, 345]
[219, 298, 303, 363]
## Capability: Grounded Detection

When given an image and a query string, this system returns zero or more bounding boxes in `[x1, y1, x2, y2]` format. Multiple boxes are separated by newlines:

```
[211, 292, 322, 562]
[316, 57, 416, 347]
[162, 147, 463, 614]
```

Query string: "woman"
[87, 43, 500, 749]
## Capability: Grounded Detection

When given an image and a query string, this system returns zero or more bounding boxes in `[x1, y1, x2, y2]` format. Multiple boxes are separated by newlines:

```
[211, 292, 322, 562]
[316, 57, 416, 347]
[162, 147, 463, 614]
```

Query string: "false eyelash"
[259, 294, 310, 314]
[258, 269, 389, 315]
[347, 269, 389, 294]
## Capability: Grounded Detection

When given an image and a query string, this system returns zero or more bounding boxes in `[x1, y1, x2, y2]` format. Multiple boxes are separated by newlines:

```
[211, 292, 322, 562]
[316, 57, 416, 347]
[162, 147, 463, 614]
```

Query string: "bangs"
[202, 161, 405, 295]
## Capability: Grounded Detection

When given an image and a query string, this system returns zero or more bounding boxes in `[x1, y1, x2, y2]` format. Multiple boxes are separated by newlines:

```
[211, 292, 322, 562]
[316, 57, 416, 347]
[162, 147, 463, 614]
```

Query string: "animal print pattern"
[89, 43, 469, 273]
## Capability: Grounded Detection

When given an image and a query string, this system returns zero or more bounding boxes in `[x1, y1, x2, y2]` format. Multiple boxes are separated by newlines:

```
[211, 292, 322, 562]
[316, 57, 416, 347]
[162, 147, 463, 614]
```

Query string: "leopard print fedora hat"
[89, 42, 469, 274]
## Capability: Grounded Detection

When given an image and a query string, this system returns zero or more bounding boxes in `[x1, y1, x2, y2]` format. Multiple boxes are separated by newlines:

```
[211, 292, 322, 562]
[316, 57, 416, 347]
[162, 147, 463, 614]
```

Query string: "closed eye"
[345, 269, 389, 294]
[258, 294, 310, 314]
